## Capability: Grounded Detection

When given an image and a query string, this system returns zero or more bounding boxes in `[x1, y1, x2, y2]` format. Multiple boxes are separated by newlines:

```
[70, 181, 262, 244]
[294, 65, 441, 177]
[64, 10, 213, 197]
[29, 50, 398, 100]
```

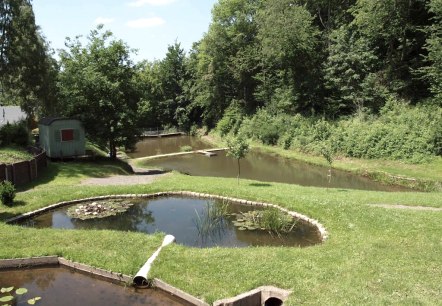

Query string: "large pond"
[21, 197, 321, 248]
[127, 135, 212, 158]
[0, 267, 191, 306]
[141, 149, 407, 192]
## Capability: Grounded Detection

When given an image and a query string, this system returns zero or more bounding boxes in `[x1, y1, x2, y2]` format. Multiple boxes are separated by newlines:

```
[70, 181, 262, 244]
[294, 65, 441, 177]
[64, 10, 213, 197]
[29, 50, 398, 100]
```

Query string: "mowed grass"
[0, 147, 33, 164]
[0, 160, 441, 305]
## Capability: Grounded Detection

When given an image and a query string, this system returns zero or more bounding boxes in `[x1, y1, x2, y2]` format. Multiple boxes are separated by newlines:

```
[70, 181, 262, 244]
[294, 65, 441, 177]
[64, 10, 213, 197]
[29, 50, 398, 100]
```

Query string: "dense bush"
[236, 100, 442, 163]
[0, 121, 29, 147]
[0, 181, 16, 206]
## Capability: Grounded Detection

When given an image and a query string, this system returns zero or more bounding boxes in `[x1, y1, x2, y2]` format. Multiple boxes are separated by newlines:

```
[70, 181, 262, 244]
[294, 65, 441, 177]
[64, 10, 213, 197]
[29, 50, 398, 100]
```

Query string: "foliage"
[233, 208, 296, 235]
[1, 286, 42, 305]
[180, 145, 193, 152]
[0, 121, 29, 147]
[58, 26, 141, 158]
[0, 0, 59, 117]
[193, 201, 229, 243]
[237, 99, 441, 162]
[216, 102, 244, 136]
[0, 180, 16, 206]
[0, 147, 33, 164]
[226, 134, 250, 184]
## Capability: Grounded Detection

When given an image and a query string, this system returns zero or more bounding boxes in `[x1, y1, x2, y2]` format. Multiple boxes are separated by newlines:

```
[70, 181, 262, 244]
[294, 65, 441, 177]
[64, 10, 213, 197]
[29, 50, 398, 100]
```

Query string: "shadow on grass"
[0, 212, 20, 222]
[16, 157, 133, 192]
[249, 183, 272, 187]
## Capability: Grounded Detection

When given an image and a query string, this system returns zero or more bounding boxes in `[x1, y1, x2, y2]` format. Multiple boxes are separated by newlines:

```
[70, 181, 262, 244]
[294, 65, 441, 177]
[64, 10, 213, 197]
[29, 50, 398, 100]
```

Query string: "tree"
[226, 134, 249, 185]
[422, 0, 442, 103]
[256, 0, 323, 114]
[0, 0, 59, 118]
[58, 26, 141, 158]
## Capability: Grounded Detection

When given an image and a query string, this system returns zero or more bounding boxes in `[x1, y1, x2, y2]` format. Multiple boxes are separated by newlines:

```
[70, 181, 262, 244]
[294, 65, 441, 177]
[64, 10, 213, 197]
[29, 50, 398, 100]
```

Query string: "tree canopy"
[58, 26, 141, 158]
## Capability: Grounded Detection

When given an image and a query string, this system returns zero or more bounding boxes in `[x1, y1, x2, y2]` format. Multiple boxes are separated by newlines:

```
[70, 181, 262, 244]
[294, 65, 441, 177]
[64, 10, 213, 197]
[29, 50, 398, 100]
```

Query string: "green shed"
[39, 118, 85, 158]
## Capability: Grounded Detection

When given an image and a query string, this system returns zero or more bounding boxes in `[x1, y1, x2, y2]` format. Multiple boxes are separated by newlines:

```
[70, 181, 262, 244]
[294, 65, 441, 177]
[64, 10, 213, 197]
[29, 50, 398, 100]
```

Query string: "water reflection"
[142, 150, 408, 191]
[127, 136, 212, 158]
[22, 197, 321, 248]
[0, 267, 190, 306]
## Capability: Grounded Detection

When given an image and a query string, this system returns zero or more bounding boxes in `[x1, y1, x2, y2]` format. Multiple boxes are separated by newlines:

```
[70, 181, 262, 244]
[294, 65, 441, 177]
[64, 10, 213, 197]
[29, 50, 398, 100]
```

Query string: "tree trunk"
[109, 138, 117, 159]
[237, 159, 241, 185]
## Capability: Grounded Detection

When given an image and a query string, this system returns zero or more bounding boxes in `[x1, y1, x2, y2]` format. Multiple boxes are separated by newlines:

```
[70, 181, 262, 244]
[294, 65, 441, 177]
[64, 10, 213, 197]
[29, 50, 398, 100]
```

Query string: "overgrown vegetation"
[226, 101, 442, 163]
[0, 121, 29, 148]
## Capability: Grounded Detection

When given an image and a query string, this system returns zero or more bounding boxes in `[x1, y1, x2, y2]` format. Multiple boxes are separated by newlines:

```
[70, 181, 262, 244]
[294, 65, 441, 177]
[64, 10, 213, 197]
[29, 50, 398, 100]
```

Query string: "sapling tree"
[226, 134, 250, 185]
[321, 141, 334, 185]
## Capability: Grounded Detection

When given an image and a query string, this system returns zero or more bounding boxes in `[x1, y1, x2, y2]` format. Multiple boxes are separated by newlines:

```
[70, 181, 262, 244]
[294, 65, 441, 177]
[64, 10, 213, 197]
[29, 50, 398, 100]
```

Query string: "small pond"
[21, 197, 321, 248]
[141, 150, 407, 192]
[127, 135, 212, 158]
[0, 266, 191, 306]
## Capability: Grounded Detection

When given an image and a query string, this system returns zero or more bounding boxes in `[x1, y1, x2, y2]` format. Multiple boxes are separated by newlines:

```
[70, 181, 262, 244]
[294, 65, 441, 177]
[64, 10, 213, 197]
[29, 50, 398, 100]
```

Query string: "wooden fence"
[0, 148, 47, 186]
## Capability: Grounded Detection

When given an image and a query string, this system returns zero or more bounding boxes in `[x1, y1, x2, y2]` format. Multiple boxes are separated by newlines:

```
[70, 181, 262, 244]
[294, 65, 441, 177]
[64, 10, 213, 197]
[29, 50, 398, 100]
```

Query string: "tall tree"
[256, 0, 322, 114]
[58, 26, 141, 158]
[422, 0, 442, 103]
[0, 0, 58, 117]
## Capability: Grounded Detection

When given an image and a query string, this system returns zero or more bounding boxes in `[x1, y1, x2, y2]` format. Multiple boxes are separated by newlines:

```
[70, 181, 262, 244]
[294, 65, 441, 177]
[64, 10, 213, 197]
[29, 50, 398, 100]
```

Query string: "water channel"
[21, 197, 321, 248]
[127, 135, 211, 158]
[0, 266, 191, 306]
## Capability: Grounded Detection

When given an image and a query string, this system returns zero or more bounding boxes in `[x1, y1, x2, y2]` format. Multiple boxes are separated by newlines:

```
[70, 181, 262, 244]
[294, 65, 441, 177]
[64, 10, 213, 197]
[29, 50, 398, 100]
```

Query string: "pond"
[0, 266, 191, 306]
[21, 197, 321, 248]
[141, 149, 407, 192]
[127, 135, 212, 158]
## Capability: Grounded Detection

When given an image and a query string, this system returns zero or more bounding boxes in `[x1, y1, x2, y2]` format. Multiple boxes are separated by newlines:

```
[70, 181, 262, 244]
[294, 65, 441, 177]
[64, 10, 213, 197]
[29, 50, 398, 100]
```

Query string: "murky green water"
[142, 149, 408, 192]
[21, 197, 321, 248]
[0, 267, 191, 306]
[127, 135, 212, 158]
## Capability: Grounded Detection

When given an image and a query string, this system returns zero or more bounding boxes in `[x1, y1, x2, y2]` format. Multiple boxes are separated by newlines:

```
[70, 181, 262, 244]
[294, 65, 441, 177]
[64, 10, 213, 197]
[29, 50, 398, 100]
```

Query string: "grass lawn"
[1, 160, 441, 305]
[0, 147, 33, 164]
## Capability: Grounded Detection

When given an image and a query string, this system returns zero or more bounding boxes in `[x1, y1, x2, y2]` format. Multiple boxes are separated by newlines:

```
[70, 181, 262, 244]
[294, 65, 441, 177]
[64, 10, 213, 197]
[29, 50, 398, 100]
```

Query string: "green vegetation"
[0, 122, 29, 148]
[0, 161, 441, 305]
[0, 286, 40, 305]
[226, 135, 250, 184]
[0, 147, 33, 164]
[0, 181, 15, 206]
[180, 145, 193, 152]
[233, 208, 296, 235]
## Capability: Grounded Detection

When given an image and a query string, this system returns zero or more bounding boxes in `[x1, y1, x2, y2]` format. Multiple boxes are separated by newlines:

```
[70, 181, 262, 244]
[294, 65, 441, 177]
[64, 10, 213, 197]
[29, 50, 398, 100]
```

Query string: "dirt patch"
[80, 173, 168, 186]
[370, 204, 442, 211]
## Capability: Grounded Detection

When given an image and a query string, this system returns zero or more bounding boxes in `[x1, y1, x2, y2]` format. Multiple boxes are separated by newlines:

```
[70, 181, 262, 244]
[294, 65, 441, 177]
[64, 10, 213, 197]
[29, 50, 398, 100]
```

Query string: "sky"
[32, 0, 218, 62]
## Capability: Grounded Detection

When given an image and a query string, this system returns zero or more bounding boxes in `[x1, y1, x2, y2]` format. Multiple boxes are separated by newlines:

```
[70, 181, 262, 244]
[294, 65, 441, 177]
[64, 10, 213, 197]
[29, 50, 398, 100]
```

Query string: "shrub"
[0, 181, 16, 206]
[0, 121, 29, 147]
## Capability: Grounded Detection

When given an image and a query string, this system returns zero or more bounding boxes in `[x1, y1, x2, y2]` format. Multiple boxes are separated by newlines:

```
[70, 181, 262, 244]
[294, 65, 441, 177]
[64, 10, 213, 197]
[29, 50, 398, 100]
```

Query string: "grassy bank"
[0, 147, 33, 164]
[202, 132, 442, 191]
[1, 160, 441, 305]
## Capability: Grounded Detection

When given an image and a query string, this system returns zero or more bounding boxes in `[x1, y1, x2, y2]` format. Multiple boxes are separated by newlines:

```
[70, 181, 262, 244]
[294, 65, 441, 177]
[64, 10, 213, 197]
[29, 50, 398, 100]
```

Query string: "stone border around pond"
[6, 191, 328, 241]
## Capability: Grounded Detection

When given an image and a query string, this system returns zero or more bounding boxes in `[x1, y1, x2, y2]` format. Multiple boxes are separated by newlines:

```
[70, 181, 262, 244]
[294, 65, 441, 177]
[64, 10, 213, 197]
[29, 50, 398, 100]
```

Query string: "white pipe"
[133, 234, 175, 288]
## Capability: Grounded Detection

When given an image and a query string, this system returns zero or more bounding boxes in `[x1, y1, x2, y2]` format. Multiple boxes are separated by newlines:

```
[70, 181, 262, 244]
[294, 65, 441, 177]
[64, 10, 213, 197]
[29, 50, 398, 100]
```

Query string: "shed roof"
[39, 117, 80, 126]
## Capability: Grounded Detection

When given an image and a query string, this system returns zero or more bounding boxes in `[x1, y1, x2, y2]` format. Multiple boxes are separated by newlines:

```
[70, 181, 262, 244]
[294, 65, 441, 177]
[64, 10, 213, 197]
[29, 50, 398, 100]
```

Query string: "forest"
[1, 0, 441, 161]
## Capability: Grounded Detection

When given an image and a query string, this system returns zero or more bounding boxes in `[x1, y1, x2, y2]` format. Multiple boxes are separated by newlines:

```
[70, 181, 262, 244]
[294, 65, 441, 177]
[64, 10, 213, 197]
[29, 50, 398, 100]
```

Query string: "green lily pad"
[0, 287, 13, 293]
[27, 297, 41, 305]
[16, 288, 28, 295]
[0, 296, 13, 302]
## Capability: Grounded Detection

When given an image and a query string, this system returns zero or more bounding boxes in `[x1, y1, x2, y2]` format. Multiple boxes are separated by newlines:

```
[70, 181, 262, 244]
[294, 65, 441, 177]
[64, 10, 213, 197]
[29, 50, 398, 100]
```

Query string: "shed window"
[61, 129, 74, 142]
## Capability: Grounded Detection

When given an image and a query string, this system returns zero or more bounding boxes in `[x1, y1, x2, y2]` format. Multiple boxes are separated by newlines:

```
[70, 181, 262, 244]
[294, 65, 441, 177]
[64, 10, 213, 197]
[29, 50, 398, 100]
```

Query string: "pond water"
[127, 135, 212, 158]
[0, 267, 191, 306]
[21, 197, 321, 248]
[142, 150, 407, 192]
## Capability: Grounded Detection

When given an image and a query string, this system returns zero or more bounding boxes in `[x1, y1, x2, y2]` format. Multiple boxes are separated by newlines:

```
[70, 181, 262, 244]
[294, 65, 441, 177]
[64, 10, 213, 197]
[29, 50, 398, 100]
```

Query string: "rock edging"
[6, 191, 328, 241]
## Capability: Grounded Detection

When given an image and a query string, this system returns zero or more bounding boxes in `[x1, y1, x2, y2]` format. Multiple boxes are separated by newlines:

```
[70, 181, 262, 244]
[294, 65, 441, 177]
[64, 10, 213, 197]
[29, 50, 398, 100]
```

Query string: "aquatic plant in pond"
[0, 286, 41, 305]
[67, 199, 134, 220]
[193, 201, 229, 243]
[233, 208, 297, 236]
